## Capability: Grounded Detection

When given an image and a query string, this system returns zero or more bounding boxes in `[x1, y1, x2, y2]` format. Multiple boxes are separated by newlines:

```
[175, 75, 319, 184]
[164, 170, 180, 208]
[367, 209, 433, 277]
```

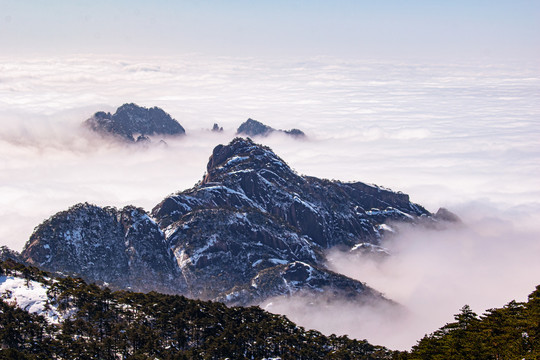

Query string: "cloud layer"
[0, 55, 539, 349]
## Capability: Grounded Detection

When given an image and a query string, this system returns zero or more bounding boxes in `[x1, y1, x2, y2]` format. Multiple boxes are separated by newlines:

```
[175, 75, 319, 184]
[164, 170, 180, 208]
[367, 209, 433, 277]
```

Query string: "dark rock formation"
[0, 246, 25, 263]
[434, 207, 461, 223]
[236, 118, 305, 138]
[23, 203, 181, 294]
[85, 103, 185, 142]
[22, 138, 433, 306]
[211, 123, 224, 132]
[284, 128, 305, 137]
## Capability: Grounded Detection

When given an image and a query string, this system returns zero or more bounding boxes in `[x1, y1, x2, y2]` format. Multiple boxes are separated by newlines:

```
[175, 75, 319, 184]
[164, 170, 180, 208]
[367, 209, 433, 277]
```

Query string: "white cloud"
[318, 205, 540, 350]
[261, 205, 540, 350]
[0, 55, 538, 350]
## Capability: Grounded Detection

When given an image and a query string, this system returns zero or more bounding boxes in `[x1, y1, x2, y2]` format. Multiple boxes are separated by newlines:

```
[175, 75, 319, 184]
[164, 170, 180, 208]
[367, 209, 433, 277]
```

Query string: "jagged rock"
[434, 207, 461, 223]
[284, 128, 305, 137]
[22, 138, 433, 306]
[211, 123, 224, 132]
[236, 118, 305, 138]
[22, 203, 181, 294]
[85, 103, 185, 142]
[135, 134, 151, 144]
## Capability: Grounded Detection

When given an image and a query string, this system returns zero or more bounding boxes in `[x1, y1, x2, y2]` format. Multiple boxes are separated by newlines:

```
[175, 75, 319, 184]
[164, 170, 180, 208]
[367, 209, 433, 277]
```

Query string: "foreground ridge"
[0, 260, 393, 359]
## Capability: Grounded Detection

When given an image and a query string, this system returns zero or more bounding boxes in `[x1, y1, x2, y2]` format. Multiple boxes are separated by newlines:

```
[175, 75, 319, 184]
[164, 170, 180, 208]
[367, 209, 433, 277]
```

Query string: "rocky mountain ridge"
[20, 137, 449, 307]
[84, 103, 186, 142]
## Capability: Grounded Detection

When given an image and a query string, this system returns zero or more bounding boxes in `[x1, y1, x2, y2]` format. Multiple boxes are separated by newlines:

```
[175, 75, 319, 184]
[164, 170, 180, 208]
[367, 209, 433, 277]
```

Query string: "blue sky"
[1, 0, 538, 60]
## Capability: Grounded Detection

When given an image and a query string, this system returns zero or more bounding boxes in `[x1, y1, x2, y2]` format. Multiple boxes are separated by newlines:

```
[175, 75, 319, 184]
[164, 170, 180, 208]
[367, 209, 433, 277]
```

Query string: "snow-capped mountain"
[21, 138, 443, 306]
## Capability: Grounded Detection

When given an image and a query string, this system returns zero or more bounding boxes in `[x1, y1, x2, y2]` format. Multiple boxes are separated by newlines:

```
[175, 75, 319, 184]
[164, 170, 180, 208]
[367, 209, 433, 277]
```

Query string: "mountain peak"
[85, 103, 185, 142]
[236, 118, 306, 138]
[22, 137, 433, 307]
[236, 118, 274, 137]
[203, 137, 295, 184]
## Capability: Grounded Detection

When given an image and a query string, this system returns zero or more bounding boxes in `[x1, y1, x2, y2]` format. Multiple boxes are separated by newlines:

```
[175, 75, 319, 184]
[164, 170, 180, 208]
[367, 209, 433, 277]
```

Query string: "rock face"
[23, 203, 180, 294]
[85, 103, 185, 142]
[237, 118, 305, 138]
[22, 138, 436, 306]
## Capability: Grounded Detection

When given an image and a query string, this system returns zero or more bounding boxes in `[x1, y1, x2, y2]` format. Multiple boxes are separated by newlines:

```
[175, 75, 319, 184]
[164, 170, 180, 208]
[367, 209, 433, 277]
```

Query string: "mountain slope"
[23, 204, 181, 294]
[0, 260, 393, 360]
[21, 137, 440, 306]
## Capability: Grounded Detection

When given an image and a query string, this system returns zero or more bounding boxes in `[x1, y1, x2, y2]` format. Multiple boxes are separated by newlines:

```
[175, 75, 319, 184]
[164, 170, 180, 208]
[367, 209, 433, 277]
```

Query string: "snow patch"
[252, 259, 263, 267]
[269, 258, 288, 265]
[366, 207, 414, 219]
[201, 185, 267, 213]
[377, 223, 395, 233]
[224, 155, 249, 167]
[0, 276, 65, 324]
[173, 248, 191, 269]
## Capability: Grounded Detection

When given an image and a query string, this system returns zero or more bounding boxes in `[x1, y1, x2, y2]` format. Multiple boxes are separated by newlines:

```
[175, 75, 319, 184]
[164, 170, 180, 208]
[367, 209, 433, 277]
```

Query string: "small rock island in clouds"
[237, 118, 305, 138]
[84, 103, 186, 143]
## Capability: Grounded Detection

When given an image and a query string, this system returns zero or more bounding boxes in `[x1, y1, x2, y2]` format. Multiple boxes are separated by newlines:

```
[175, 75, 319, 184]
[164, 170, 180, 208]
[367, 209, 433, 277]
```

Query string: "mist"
[262, 204, 540, 350]
[0, 55, 539, 350]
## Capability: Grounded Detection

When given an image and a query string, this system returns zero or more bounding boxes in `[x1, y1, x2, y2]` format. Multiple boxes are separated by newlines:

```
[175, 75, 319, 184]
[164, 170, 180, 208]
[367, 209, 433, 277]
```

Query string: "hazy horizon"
[1, 0, 539, 61]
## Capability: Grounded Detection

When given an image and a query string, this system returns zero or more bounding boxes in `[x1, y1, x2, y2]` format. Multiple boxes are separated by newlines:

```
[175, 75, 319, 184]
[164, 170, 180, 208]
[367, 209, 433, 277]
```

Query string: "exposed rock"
[211, 123, 224, 132]
[216, 261, 388, 306]
[22, 203, 181, 294]
[0, 246, 24, 263]
[236, 118, 305, 138]
[85, 103, 185, 142]
[434, 207, 461, 223]
[135, 134, 151, 144]
[22, 137, 433, 306]
[284, 128, 305, 137]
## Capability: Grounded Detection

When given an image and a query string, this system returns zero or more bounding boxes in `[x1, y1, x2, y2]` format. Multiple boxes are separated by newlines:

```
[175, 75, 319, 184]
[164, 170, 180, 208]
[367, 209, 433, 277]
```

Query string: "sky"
[0, 0, 539, 351]
[1, 0, 539, 60]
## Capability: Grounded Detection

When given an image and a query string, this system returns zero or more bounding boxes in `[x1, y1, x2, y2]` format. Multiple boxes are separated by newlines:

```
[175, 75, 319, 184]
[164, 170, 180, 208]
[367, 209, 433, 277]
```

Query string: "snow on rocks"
[0, 275, 64, 324]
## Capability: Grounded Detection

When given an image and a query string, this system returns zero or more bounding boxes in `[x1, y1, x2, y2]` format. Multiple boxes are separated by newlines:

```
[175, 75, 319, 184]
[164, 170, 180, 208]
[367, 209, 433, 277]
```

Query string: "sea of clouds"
[0, 54, 538, 349]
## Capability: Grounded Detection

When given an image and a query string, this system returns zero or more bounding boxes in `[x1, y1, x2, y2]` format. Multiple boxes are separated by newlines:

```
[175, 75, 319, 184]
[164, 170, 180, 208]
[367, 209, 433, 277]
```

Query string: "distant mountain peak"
[84, 103, 185, 142]
[237, 118, 305, 138]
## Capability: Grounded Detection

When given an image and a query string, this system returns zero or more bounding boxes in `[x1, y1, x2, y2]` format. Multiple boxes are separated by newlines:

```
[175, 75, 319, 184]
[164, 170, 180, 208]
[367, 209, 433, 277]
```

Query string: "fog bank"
[0, 55, 538, 350]
[262, 205, 540, 350]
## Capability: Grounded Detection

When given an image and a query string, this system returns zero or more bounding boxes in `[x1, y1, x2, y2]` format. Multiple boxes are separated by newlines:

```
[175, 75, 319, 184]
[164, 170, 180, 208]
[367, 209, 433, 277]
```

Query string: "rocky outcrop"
[211, 123, 224, 132]
[160, 137, 428, 249]
[21, 138, 443, 306]
[236, 118, 305, 138]
[216, 261, 387, 306]
[22, 203, 181, 294]
[85, 103, 185, 142]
